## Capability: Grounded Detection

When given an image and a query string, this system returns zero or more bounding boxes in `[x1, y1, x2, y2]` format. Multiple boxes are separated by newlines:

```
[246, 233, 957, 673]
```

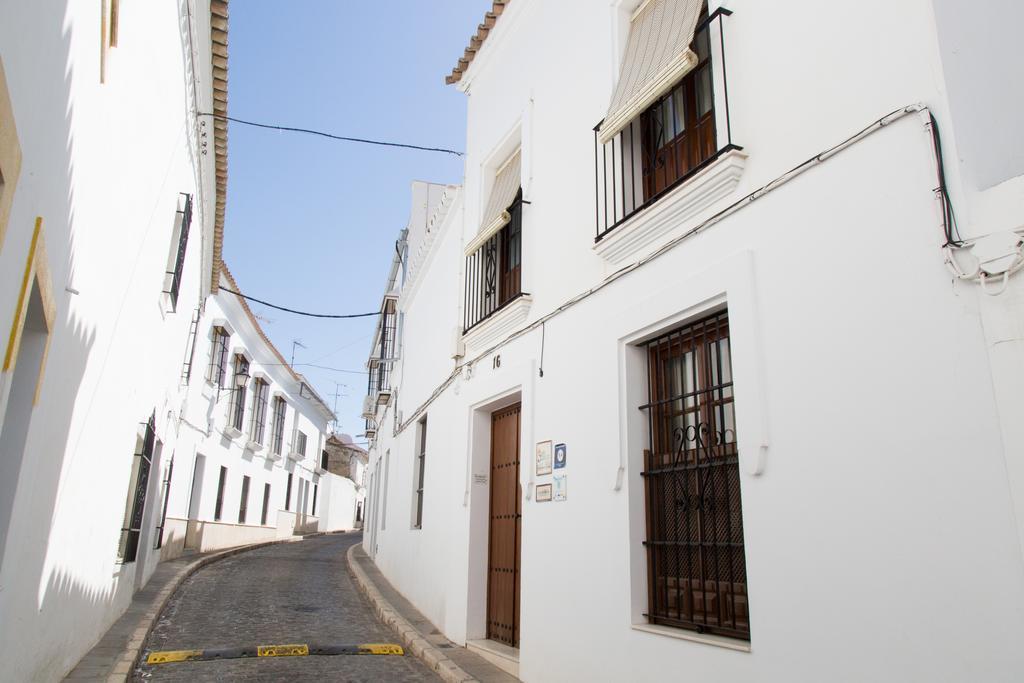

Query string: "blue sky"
[223, 1, 491, 440]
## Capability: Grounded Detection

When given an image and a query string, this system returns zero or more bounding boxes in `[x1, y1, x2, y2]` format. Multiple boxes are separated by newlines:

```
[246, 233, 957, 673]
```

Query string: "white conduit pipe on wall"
[393, 104, 1013, 475]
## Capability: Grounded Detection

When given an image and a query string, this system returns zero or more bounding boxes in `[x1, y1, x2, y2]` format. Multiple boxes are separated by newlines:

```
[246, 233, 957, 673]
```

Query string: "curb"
[109, 537, 302, 681]
[345, 543, 477, 683]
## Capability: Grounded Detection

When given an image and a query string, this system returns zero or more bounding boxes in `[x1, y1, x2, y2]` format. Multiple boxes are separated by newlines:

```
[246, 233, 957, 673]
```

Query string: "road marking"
[145, 642, 404, 665]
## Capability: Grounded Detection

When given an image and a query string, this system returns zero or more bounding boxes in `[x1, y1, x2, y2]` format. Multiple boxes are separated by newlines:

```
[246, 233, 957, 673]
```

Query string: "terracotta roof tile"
[446, 0, 509, 85]
[211, 0, 229, 292]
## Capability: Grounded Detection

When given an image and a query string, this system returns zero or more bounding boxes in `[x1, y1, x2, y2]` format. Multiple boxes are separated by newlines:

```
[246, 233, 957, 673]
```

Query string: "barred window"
[229, 354, 249, 432]
[214, 466, 227, 521]
[271, 396, 287, 454]
[249, 378, 269, 445]
[238, 475, 250, 524]
[640, 309, 749, 640]
[207, 327, 230, 387]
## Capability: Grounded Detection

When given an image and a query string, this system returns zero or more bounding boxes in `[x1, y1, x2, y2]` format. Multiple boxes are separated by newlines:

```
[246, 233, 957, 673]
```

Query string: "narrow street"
[134, 534, 437, 682]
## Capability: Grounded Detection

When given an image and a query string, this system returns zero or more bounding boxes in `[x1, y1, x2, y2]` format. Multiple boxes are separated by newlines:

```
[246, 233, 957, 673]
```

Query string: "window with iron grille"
[296, 431, 308, 457]
[249, 378, 269, 445]
[271, 396, 287, 455]
[229, 354, 249, 432]
[312, 483, 318, 516]
[261, 483, 271, 525]
[117, 414, 156, 564]
[285, 472, 293, 511]
[163, 193, 193, 311]
[464, 189, 524, 332]
[214, 466, 227, 521]
[238, 475, 250, 524]
[207, 327, 230, 387]
[640, 310, 749, 640]
[154, 455, 174, 550]
[413, 416, 427, 529]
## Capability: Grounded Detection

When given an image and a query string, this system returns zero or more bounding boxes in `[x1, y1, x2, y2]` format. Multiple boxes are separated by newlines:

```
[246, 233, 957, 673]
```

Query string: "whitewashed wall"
[164, 278, 335, 556]
[364, 1, 1024, 681]
[0, 2, 218, 680]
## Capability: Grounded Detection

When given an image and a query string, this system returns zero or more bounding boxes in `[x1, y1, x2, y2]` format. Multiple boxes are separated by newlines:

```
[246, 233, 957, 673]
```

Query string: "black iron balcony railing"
[164, 193, 193, 310]
[464, 194, 524, 333]
[594, 9, 739, 242]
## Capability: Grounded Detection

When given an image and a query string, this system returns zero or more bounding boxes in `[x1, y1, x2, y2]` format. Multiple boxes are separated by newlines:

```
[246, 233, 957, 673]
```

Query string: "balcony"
[593, 9, 742, 260]
[464, 192, 524, 333]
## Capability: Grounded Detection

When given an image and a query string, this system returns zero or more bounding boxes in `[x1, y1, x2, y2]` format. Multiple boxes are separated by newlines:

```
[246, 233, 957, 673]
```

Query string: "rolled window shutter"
[598, 0, 703, 144]
[466, 150, 522, 254]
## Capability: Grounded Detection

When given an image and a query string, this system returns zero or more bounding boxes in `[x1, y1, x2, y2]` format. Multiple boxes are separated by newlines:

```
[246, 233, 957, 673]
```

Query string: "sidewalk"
[347, 543, 519, 683]
[64, 539, 297, 682]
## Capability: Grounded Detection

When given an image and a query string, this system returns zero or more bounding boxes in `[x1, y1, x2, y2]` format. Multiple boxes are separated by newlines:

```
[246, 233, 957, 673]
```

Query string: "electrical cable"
[390, 104, 938, 437]
[199, 113, 464, 157]
[220, 286, 378, 319]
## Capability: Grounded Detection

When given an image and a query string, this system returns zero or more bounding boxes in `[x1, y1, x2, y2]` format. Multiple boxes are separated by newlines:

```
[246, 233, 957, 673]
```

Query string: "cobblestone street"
[134, 534, 437, 682]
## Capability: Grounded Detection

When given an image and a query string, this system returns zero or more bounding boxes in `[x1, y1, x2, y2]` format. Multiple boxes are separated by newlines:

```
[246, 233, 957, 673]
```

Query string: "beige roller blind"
[467, 150, 521, 255]
[598, 0, 703, 144]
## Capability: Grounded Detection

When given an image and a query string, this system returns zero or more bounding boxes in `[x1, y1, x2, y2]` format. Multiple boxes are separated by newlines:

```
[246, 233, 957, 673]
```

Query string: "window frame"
[639, 309, 749, 641]
[260, 482, 271, 525]
[413, 416, 427, 529]
[228, 354, 249, 432]
[207, 327, 231, 387]
[249, 378, 269, 445]
[162, 193, 192, 311]
[271, 396, 287, 454]
[238, 474, 250, 524]
[116, 415, 156, 564]
[639, 11, 716, 202]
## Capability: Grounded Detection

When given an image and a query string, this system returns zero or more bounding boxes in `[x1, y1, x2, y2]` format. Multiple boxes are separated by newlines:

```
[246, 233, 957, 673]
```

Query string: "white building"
[363, 1, 1024, 681]
[159, 266, 353, 557]
[0, 1, 228, 679]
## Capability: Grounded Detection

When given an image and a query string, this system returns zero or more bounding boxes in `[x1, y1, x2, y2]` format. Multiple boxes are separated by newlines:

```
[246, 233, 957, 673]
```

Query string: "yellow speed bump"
[257, 644, 309, 657]
[145, 642, 404, 665]
[146, 649, 203, 664]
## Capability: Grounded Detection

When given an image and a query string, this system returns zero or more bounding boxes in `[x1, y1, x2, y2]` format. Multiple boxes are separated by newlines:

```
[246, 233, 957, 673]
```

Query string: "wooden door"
[487, 403, 522, 647]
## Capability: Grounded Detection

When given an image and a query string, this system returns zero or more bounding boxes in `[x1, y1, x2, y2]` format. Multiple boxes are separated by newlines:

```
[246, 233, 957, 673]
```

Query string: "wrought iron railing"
[464, 195, 524, 332]
[164, 193, 193, 311]
[594, 9, 738, 241]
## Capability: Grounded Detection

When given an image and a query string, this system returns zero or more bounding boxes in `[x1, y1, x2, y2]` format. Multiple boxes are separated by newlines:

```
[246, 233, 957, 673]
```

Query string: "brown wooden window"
[640, 6, 715, 201]
[640, 310, 749, 640]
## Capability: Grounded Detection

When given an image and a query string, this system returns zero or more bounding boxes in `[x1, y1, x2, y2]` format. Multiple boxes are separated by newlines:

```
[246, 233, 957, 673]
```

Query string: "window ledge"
[287, 450, 305, 462]
[245, 440, 264, 453]
[224, 426, 243, 439]
[266, 450, 283, 462]
[594, 148, 748, 266]
[463, 295, 532, 351]
[631, 623, 750, 652]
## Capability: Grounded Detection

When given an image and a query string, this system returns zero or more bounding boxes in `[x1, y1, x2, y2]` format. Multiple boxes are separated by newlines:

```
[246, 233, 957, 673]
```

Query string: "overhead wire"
[220, 286, 378, 319]
[200, 113, 464, 157]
